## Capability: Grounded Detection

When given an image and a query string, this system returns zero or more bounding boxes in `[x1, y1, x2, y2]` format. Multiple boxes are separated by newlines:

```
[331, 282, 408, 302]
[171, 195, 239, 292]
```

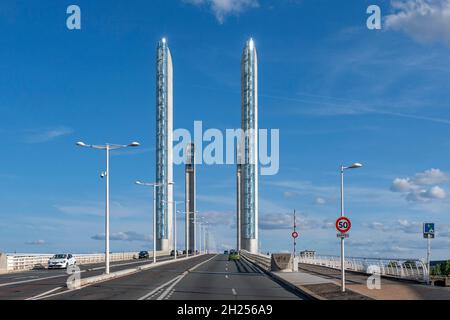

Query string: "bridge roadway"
[0, 255, 172, 300]
[33, 254, 303, 300]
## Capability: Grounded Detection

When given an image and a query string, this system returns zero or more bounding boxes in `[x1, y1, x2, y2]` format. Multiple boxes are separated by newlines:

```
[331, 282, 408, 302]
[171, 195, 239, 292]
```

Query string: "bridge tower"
[185, 143, 196, 252]
[239, 38, 258, 253]
[155, 38, 173, 251]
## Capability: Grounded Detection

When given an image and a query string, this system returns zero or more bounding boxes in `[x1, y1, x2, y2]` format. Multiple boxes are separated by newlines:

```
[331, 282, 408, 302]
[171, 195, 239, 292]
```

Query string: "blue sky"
[0, 0, 449, 260]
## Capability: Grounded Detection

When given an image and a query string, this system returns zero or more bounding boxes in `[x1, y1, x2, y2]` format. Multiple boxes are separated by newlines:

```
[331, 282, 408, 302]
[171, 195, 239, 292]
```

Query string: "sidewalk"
[272, 272, 371, 300]
[272, 265, 450, 300]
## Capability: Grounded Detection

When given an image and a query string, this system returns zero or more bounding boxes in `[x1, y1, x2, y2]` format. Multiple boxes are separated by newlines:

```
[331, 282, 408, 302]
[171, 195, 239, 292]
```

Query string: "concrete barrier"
[2, 251, 168, 274]
[0, 253, 7, 274]
[77, 254, 204, 288]
[271, 253, 292, 272]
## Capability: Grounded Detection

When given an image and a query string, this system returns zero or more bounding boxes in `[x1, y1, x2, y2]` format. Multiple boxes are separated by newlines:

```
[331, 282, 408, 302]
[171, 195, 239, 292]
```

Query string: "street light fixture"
[186, 211, 199, 257]
[339, 162, 363, 292]
[135, 180, 162, 264]
[77, 140, 140, 274]
[197, 216, 208, 254]
[162, 198, 183, 259]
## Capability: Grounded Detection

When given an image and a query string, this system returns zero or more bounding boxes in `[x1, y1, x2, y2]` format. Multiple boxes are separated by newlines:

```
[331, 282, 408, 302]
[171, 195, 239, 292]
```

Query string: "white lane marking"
[232, 288, 237, 295]
[0, 274, 67, 288]
[35, 255, 211, 301]
[157, 275, 186, 300]
[153, 255, 218, 301]
[0, 256, 173, 289]
[25, 287, 62, 300]
[138, 275, 182, 300]
[10, 276, 39, 280]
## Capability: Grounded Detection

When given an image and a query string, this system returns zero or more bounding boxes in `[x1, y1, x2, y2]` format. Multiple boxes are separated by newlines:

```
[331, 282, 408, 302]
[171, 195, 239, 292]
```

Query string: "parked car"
[224, 250, 229, 255]
[138, 251, 149, 259]
[48, 254, 76, 269]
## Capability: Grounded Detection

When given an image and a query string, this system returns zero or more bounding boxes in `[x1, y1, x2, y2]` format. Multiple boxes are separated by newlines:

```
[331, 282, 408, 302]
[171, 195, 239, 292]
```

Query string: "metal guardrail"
[299, 255, 429, 283]
[242, 251, 429, 283]
[240, 250, 271, 271]
[4, 251, 167, 272]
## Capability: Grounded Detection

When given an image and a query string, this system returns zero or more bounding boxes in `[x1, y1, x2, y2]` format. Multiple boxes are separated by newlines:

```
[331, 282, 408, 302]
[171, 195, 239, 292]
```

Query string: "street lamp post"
[339, 162, 362, 292]
[162, 198, 183, 259]
[77, 141, 140, 274]
[135, 180, 164, 264]
[204, 222, 208, 254]
[185, 211, 199, 258]
[197, 217, 207, 254]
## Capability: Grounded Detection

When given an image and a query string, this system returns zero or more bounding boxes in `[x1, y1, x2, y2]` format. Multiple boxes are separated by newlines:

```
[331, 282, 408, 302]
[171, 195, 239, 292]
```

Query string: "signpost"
[292, 210, 297, 256]
[292, 210, 299, 272]
[336, 216, 351, 292]
[336, 216, 351, 236]
[423, 222, 435, 284]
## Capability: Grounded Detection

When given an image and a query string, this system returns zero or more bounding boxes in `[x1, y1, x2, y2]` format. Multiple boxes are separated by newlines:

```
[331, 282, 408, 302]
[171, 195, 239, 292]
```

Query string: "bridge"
[0, 250, 448, 300]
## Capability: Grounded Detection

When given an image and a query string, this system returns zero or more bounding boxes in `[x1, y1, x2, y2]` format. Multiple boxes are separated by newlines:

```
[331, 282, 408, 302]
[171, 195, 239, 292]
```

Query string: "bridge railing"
[3, 251, 167, 273]
[299, 255, 429, 283]
[240, 250, 271, 271]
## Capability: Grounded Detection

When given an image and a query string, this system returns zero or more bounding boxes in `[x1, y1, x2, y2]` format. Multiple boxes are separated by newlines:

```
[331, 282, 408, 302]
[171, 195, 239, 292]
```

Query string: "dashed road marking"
[141, 255, 217, 300]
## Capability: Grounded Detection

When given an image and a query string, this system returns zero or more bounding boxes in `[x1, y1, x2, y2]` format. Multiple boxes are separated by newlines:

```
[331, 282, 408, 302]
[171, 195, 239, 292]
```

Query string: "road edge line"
[240, 255, 324, 300]
[34, 254, 207, 300]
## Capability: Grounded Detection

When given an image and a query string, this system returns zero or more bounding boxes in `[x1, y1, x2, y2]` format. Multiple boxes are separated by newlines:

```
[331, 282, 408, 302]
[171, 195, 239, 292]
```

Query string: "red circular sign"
[292, 231, 299, 238]
[336, 217, 351, 233]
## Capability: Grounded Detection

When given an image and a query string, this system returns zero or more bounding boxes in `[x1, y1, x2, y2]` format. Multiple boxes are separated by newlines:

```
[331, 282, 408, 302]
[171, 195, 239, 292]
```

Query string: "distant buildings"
[300, 250, 316, 259]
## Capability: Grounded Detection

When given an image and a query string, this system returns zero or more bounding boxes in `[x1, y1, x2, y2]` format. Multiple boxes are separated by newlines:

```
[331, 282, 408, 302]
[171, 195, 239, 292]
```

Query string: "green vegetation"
[431, 261, 450, 276]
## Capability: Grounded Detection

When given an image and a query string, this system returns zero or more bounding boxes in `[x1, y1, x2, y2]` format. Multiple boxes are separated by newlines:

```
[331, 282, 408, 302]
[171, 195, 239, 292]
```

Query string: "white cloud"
[385, 0, 450, 44]
[365, 221, 390, 232]
[25, 126, 74, 143]
[315, 197, 326, 205]
[423, 185, 446, 199]
[283, 191, 299, 199]
[184, 0, 259, 23]
[260, 213, 292, 230]
[54, 201, 141, 218]
[390, 169, 449, 202]
[412, 168, 450, 185]
[25, 239, 46, 245]
[201, 210, 234, 226]
[91, 231, 151, 242]
[397, 219, 421, 234]
[260, 212, 315, 230]
[321, 219, 334, 229]
[390, 178, 414, 192]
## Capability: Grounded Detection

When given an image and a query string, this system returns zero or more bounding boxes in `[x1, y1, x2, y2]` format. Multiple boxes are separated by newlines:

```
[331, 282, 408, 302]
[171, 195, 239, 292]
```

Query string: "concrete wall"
[0, 253, 7, 274]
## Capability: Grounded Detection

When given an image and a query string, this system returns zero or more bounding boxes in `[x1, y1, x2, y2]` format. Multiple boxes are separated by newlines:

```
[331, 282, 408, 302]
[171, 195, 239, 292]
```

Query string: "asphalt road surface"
[0, 255, 172, 300]
[161, 254, 303, 300]
[38, 254, 304, 300]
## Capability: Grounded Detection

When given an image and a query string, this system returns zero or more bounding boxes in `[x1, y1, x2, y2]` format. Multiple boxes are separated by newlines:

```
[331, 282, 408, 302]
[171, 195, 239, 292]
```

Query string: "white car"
[48, 254, 76, 269]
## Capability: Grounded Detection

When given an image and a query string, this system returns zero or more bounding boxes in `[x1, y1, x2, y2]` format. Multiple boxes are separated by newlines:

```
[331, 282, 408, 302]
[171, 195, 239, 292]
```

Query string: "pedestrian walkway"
[271, 264, 450, 300]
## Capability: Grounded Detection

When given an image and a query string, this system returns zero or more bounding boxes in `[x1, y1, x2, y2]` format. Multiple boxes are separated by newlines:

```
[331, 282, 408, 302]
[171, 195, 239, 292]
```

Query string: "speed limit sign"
[336, 217, 351, 233]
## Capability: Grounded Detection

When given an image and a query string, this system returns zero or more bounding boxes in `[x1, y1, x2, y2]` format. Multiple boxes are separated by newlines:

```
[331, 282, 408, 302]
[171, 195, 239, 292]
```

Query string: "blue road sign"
[423, 223, 435, 239]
